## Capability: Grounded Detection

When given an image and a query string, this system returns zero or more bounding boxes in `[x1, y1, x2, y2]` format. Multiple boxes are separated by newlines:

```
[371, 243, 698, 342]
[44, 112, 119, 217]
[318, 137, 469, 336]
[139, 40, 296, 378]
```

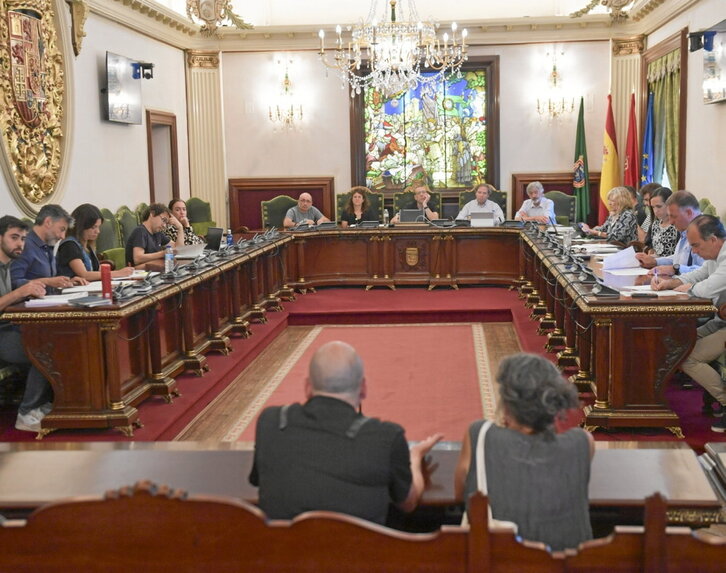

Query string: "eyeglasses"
[160, 217, 169, 224]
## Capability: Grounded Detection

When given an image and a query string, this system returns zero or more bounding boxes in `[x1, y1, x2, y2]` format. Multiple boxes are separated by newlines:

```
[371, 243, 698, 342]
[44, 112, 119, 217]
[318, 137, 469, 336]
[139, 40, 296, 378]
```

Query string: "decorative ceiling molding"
[86, 0, 703, 53]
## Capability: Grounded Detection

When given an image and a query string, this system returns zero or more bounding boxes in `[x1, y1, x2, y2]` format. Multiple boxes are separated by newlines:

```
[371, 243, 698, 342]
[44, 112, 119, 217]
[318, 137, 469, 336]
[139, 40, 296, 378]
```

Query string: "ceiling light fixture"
[318, 0, 467, 97]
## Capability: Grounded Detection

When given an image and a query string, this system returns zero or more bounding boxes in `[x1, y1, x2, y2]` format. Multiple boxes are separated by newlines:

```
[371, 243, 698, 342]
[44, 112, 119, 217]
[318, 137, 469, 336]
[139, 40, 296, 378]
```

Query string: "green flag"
[572, 97, 590, 222]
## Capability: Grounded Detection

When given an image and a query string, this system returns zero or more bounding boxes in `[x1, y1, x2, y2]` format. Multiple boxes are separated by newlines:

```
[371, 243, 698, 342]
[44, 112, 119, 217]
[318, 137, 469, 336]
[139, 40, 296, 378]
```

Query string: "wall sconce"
[131, 62, 154, 80]
[268, 61, 303, 130]
[536, 50, 575, 120]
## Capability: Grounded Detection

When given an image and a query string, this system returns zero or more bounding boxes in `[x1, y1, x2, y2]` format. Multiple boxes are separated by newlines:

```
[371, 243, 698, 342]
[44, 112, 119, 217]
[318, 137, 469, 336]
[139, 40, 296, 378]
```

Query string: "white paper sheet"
[606, 268, 650, 276]
[602, 246, 640, 270]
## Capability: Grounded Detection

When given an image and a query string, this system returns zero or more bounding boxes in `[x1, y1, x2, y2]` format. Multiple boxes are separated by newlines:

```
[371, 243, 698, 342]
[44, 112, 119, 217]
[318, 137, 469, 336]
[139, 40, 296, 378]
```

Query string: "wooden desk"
[0, 443, 718, 526]
[0, 239, 292, 437]
[285, 226, 522, 290]
[520, 229, 714, 435]
[0, 226, 715, 437]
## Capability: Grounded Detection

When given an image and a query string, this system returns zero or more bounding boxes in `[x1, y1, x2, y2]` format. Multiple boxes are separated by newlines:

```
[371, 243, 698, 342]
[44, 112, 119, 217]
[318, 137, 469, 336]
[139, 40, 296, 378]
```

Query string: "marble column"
[186, 50, 228, 228]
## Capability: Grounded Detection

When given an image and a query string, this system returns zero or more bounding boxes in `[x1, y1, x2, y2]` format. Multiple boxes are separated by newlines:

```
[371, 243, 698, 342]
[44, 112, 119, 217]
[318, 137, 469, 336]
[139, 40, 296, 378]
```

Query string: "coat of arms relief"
[0, 0, 66, 213]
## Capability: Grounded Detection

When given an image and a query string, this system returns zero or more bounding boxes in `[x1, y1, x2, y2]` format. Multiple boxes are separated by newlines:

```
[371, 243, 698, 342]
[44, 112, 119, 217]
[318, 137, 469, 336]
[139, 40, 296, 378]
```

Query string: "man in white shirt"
[651, 215, 726, 432]
[456, 183, 504, 224]
[636, 190, 703, 275]
[515, 181, 556, 224]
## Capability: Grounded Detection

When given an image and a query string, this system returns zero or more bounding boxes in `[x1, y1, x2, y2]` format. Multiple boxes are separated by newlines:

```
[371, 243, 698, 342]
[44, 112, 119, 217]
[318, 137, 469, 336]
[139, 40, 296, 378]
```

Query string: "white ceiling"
[158, 0, 622, 27]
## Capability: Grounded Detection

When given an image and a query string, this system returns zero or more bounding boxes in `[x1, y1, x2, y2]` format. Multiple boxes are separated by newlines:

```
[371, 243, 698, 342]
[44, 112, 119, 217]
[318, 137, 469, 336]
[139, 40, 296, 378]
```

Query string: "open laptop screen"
[400, 209, 426, 223]
[205, 227, 224, 251]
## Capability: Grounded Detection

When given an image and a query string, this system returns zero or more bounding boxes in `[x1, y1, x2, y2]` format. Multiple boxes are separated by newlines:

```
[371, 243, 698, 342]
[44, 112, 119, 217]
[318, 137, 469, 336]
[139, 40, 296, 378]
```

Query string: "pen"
[653, 268, 659, 286]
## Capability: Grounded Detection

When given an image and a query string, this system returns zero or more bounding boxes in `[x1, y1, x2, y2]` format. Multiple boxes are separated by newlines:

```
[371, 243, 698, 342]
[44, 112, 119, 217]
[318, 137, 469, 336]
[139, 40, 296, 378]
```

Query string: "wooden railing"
[1, 481, 724, 572]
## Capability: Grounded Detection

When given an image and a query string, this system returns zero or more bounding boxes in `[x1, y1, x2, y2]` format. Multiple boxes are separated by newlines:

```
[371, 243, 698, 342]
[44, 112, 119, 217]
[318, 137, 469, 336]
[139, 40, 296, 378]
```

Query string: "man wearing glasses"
[125, 203, 184, 267]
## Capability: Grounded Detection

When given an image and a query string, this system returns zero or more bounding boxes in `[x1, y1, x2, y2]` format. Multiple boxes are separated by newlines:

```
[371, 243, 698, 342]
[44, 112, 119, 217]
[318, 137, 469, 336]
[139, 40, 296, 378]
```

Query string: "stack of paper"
[25, 293, 86, 307]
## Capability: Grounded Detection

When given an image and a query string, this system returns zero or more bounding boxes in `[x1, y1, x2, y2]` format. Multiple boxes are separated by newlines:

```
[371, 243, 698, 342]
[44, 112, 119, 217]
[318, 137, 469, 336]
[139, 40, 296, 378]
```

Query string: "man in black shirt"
[249, 340, 442, 524]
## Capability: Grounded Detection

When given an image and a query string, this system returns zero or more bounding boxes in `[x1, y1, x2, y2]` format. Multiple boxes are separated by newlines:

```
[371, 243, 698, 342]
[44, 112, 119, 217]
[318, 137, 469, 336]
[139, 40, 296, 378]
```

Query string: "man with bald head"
[282, 192, 330, 228]
[249, 340, 442, 524]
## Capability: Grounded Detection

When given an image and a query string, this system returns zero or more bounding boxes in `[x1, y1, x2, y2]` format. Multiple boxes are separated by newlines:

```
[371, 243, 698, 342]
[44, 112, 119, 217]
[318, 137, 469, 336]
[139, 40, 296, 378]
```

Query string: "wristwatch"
[673, 264, 681, 275]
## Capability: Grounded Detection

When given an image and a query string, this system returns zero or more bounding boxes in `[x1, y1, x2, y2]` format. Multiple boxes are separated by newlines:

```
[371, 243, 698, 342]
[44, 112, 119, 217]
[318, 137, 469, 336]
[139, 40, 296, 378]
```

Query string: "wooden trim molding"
[228, 177, 335, 231]
[145, 109, 179, 204]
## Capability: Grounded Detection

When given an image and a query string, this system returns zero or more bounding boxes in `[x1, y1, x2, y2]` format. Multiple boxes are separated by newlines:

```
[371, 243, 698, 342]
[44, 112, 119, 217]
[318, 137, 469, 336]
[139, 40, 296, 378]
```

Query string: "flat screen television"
[104, 52, 142, 124]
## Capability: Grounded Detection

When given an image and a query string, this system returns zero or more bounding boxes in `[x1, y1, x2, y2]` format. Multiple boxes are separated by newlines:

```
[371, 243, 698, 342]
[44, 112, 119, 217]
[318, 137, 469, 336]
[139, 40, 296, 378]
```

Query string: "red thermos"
[101, 263, 112, 300]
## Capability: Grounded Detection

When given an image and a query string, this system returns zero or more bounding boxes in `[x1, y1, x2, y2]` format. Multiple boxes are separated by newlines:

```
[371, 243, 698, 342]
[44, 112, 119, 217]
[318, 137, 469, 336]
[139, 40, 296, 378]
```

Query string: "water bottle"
[164, 244, 174, 274]
[226, 228, 234, 247]
[383, 209, 389, 227]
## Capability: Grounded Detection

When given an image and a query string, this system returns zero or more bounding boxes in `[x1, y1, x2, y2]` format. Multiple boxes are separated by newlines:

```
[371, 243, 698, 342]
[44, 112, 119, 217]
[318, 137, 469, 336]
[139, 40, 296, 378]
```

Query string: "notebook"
[470, 212, 495, 227]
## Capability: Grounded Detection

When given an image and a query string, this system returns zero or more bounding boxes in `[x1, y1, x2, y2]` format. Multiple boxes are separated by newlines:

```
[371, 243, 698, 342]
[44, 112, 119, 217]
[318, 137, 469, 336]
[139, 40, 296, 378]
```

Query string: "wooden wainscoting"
[511, 172, 601, 225]
[229, 177, 335, 231]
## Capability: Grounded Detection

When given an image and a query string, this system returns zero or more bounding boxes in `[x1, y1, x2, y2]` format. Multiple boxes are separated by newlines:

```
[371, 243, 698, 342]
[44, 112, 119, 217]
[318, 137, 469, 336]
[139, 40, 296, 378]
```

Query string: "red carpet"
[227, 324, 492, 443]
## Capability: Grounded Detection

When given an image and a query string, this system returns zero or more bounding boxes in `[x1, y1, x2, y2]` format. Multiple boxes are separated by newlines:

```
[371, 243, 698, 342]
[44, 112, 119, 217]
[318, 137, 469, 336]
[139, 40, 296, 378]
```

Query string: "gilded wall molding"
[612, 35, 646, 56]
[0, 0, 67, 213]
[65, 0, 87, 56]
[187, 50, 219, 69]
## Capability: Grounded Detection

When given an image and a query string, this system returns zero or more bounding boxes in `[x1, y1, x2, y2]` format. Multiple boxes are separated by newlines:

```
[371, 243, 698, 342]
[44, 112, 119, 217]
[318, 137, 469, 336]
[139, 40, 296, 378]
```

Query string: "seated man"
[456, 183, 504, 224]
[249, 340, 442, 524]
[10, 204, 78, 291]
[651, 215, 726, 432]
[515, 181, 556, 224]
[636, 190, 703, 275]
[283, 193, 330, 228]
[125, 203, 184, 267]
[390, 184, 439, 223]
[0, 216, 55, 432]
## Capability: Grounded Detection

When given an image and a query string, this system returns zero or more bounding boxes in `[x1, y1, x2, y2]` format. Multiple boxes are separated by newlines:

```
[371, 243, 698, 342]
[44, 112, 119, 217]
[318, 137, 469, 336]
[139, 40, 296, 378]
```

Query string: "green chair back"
[699, 198, 718, 217]
[135, 203, 149, 224]
[96, 208, 122, 253]
[186, 197, 217, 236]
[458, 189, 509, 218]
[544, 190, 578, 225]
[393, 190, 442, 215]
[336, 189, 384, 222]
[261, 195, 298, 229]
[116, 206, 140, 246]
[187, 197, 213, 222]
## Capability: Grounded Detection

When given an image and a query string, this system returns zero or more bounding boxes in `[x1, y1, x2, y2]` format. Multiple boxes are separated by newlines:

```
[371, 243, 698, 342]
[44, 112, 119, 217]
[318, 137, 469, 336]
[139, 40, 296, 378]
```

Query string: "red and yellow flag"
[599, 94, 620, 224]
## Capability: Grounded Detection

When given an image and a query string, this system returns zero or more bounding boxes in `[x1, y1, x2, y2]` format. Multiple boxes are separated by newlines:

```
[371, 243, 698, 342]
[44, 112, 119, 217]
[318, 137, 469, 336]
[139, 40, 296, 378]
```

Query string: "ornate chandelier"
[318, 0, 467, 97]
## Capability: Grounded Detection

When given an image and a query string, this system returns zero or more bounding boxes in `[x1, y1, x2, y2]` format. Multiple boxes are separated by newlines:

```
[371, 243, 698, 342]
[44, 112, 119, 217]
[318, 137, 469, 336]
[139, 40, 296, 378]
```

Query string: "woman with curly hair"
[455, 353, 594, 551]
[339, 187, 378, 228]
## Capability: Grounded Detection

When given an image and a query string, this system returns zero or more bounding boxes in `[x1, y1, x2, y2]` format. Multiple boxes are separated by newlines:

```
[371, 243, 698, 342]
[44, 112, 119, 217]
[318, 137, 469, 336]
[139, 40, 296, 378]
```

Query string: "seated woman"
[339, 187, 378, 228]
[644, 187, 678, 257]
[125, 203, 184, 268]
[636, 182, 661, 242]
[455, 353, 594, 552]
[57, 204, 134, 280]
[165, 199, 205, 245]
[581, 186, 638, 244]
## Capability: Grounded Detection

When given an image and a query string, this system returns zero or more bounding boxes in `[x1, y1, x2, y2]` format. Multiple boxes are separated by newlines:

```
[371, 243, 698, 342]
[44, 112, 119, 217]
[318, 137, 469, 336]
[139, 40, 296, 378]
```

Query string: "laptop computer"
[400, 209, 426, 223]
[205, 227, 224, 251]
[470, 212, 495, 228]
[175, 227, 224, 259]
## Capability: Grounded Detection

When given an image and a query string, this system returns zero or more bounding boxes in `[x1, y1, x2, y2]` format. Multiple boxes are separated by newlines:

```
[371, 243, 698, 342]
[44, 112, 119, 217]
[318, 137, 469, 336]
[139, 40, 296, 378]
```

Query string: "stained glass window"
[363, 69, 489, 190]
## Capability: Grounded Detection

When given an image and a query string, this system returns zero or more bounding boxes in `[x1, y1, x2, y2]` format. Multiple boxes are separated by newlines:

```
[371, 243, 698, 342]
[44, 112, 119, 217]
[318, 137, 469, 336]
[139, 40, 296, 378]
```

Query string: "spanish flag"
[599, 94, 620, 224]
